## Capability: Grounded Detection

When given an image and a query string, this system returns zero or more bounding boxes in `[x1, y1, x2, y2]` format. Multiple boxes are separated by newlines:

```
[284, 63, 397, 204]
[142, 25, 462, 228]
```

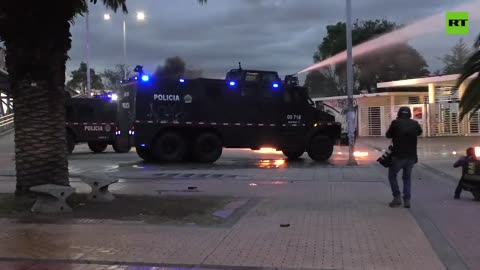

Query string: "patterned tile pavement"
[0, 134, 477, 270]
[0, 179, 445, 270]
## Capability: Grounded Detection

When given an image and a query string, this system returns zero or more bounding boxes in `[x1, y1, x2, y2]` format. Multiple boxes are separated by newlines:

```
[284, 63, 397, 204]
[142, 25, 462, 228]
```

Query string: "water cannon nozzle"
[284, 74, 299, 86]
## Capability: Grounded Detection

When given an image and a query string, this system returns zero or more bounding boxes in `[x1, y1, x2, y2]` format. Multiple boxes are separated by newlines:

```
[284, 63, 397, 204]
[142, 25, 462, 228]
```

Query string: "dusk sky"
[67, 0, 479, 82]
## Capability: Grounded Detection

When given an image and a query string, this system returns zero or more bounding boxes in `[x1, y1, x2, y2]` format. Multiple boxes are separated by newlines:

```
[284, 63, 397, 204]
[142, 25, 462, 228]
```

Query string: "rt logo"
[446, 11, 468, 35]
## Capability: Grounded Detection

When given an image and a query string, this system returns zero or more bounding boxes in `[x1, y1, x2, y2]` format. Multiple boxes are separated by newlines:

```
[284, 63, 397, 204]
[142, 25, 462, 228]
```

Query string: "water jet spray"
[298, 1, 480, 74]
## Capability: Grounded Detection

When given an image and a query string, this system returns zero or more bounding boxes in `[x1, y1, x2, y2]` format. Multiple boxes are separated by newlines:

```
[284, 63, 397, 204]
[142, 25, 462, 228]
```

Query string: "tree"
[66, 62, 104, 93]
[101, 64, 131, 90]
[439, 38, 472, 75]
[305, 19, 430, 97]
[154, 56, 203, 79]
[458, 35, 480, 120]
[304, 67, 339, 97]
[0, 0, 207, 196]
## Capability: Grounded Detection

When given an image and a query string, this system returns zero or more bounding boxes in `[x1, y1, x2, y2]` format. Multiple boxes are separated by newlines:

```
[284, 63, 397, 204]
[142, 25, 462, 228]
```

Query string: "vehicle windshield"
[262, 72, 279, 82]
[245, 72, 259, 82]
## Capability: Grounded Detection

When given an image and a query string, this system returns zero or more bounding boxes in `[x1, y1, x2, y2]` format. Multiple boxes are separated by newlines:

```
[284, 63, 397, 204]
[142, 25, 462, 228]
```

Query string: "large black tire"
[88, 142, 108, 153]
[136, 147, 154, 162]
[113, 141, 132, 153]
[67, 132, 75, 154]
[192, 133, 223, 163]
[152, 132, 186, 162]
[307, 134, 334, 161]
[282, 150, 304, 160]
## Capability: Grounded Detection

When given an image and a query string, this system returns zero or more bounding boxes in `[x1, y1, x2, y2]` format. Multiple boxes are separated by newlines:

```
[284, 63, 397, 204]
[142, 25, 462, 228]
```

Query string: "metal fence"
[358, 102, 479, 137]
[0, 93, 12, 117]
[0, 113, 13, 134]
[0, 47, 5, 72]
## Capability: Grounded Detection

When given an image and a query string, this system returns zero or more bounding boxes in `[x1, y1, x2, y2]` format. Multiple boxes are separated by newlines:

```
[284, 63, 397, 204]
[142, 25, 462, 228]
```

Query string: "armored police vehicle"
[65, 94, 134, 154]
[123, 65, 343, 163]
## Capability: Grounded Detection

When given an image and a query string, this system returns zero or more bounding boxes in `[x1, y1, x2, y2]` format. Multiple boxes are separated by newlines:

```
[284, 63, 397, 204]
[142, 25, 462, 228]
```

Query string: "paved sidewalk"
[0, 171, 445, 270]
[0, 134, 477, 270]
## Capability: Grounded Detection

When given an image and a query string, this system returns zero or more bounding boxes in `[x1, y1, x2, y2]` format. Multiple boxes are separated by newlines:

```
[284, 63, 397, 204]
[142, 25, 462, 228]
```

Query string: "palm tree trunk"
[5, 21, 72, 196]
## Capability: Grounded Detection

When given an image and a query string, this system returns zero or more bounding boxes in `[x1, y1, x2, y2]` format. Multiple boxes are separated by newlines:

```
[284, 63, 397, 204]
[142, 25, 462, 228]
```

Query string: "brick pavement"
[410, 166, 479, 270]
[0, 133, 458, 270]
[0, 262, 132, 269]
[361, 136, 480, 270]
[0, 178, 445, 270]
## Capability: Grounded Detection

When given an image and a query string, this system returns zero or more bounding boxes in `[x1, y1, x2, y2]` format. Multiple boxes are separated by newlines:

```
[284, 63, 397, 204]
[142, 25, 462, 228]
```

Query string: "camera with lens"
[377, 145, 393, 168]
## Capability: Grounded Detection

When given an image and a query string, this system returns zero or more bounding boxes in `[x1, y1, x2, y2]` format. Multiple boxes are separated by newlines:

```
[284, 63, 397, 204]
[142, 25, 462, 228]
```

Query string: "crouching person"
[453, 147, 477, 199]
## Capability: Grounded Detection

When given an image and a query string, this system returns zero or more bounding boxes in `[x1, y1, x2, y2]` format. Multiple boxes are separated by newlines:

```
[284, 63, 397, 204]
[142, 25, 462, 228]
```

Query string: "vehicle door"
[280, 87, 310, 148]
[78, 101, 111, 142]
[256, 72, 283, 147]
[222, 71, 260, 147]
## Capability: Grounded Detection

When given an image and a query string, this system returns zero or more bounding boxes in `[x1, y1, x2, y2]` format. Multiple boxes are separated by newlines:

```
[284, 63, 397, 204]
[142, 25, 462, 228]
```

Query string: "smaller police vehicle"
[123, 65, 344, 163]
[65, 93, 134, 154]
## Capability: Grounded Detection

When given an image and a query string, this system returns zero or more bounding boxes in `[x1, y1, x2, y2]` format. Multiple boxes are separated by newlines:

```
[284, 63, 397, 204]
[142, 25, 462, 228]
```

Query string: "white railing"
[0, 47, 5, 72]
[0, 113, 13, 133]
[358, 103, 480, 137]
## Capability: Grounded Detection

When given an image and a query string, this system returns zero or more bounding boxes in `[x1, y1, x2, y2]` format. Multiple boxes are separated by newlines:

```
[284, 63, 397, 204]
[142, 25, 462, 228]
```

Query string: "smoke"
[155, 56, 203, 79]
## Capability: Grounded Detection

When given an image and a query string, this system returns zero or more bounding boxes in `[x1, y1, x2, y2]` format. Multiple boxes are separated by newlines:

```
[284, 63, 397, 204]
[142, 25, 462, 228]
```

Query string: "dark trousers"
[455, 177, 464, 197]
[388, 158, 416, 200]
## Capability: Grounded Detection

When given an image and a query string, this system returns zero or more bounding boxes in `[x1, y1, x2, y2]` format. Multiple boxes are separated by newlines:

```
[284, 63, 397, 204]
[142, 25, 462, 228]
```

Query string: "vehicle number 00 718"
[286, 114, 302, 120]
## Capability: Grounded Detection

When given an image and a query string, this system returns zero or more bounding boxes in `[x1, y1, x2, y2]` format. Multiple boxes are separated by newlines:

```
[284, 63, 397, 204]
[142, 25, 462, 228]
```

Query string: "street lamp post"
[85, 6, 92, 97]
[346, 0, 357, 165]
[104, 11, 145, 80]
[122, 18, 127, 80]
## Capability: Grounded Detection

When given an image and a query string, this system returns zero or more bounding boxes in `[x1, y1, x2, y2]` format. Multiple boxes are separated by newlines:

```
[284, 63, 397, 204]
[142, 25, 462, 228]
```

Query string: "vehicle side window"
[245, 72, 259, 82]
[262, 73, 278, 83]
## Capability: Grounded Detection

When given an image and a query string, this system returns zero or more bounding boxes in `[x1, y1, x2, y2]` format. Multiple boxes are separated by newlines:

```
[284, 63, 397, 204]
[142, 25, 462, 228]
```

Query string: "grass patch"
[0, 193, 233, 225]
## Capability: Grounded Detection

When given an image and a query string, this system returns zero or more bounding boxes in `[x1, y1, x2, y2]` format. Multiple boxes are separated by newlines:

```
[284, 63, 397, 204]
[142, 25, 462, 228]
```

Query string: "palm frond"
[91, 0, 128, 13]
[459, 77, 480, 120]
[455, 50, 480, 88]
[475, 34, 480, 49]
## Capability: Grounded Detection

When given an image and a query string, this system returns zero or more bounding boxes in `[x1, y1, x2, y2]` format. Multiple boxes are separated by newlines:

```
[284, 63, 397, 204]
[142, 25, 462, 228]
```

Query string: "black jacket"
[454, 156, 477, 177]
[386, 118, 422, 159]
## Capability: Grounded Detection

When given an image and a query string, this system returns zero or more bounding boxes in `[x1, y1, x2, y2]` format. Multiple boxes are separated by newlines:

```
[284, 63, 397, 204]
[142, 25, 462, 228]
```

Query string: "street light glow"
[104, 13, 111, 20]
[136, 12, 145, 21]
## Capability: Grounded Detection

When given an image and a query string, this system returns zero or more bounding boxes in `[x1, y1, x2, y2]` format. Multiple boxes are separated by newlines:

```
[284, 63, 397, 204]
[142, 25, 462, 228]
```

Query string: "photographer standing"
[386, 107, 423, 208]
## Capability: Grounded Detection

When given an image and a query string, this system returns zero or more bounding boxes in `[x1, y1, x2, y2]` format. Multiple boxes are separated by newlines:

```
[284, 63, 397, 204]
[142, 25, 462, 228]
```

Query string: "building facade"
[313, 74, 477, 137]
[0, 47, 11, 116]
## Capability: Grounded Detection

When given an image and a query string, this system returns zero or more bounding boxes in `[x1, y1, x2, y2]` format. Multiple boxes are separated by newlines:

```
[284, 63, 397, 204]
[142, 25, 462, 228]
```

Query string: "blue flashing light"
[179, 78, 185, 83]
[273, 83, 279, 89]
[140, 144, 146, 147]
[107, 94, 112, 98]
[134, 76, 138, 80]
[141, 75, 150, 82]
[229, 81, 236, 87]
